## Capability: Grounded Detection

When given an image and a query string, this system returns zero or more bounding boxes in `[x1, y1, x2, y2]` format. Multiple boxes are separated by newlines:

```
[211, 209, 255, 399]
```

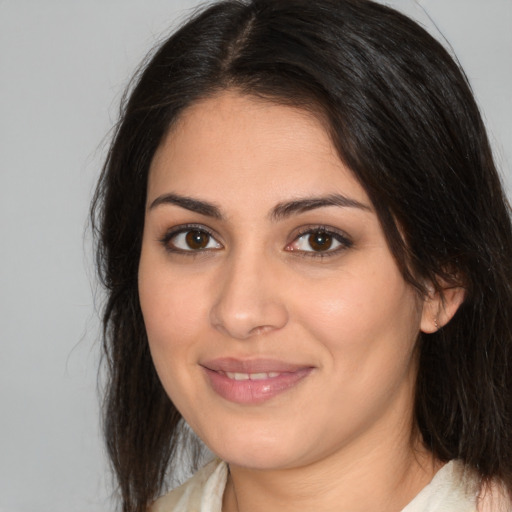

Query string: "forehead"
[147, 91, 369, 209]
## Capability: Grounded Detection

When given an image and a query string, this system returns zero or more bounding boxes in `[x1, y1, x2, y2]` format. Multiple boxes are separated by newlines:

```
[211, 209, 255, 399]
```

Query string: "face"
[138, 91, 428, 471]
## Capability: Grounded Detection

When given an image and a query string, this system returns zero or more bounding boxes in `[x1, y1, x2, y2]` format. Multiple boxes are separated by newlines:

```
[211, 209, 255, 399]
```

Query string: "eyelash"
[159, 224, 353, 257]
[159, 224, 222, 255]
[287, 225, 353, 258]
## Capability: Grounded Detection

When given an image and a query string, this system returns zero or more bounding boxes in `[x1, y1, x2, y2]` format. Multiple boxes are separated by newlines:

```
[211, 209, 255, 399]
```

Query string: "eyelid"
[285, 225, 353, 256]
[159, 223, 223, 253]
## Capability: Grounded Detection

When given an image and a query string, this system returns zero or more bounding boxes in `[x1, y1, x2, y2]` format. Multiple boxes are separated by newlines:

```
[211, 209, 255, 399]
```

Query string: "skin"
[138, 91, 462, 511]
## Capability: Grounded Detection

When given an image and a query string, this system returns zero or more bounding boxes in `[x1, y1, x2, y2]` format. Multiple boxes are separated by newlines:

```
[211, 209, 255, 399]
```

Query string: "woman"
[91, 0, 512, 511]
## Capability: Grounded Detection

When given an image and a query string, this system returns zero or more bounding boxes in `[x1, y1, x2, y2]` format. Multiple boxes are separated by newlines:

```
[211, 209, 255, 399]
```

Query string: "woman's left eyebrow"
[270, 194, 372, 221]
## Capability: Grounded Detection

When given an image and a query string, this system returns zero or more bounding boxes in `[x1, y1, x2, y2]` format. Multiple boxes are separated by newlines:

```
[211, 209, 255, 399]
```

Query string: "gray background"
[0, 1, 510, 511]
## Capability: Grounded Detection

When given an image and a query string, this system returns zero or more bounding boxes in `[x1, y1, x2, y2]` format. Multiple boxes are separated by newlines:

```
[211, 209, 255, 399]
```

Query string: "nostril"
[209, 295, 289, 340]
[248, 325, 276, 337]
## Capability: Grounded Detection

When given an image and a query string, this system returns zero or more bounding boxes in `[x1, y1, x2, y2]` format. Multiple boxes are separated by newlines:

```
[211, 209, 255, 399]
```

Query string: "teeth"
[224, 371, 281, 380]
[250, 373, 269, 380]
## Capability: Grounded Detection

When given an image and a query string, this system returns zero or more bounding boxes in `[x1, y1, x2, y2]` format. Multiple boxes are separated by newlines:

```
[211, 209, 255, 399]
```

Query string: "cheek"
[138, 257, 207, 349]
[294, 262, 421, 363]
[138, 257, 207, 408]
[294, 267, 422, 430]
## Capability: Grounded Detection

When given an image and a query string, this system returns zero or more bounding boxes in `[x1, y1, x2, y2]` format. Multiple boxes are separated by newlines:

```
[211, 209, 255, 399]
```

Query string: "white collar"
[153, 459, 480, 512]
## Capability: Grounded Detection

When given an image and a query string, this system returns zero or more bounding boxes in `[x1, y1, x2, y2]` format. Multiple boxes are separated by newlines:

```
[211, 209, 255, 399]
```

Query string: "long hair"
[91, 0, 512, 510]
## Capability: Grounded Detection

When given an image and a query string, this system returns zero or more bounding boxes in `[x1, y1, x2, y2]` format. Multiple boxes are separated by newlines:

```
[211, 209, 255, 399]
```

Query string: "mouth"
[200, 358, 314, 404]
[220, 371, 281, 381]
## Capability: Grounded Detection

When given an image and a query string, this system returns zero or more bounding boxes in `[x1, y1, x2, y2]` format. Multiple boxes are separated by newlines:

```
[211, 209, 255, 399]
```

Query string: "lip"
[200, 358, 314, 404]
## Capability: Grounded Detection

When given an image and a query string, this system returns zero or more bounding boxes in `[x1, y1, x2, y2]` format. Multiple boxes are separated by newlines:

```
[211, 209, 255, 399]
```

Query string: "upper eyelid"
[161, 223, 218, 238]
[286, 226, 353, 256]
[159, 224, 223, 248]
[291, 225, 352, 242]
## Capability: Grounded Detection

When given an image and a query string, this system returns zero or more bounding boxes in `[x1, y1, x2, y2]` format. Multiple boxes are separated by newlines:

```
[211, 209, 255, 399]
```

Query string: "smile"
[200, 358, 314, 404]
[223, 371, 281, 380]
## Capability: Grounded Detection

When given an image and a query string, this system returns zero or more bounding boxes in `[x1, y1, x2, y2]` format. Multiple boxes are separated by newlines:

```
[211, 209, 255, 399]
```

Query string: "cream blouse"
[152, 458, 509, 512]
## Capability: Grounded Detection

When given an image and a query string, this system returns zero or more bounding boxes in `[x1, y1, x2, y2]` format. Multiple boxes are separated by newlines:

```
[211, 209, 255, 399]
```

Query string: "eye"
[286, 227, 352, 255]
[161, 226, 222, 252]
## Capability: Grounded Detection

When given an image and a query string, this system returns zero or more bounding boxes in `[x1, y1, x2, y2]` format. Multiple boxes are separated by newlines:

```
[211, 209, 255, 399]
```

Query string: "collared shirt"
[152, 458, 504, 512]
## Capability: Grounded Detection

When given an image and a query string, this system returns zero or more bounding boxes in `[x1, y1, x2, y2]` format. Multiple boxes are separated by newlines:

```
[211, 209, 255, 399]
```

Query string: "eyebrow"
[148, 192, 372, 220]
[149, 193, 223, 219]
[270, 193, 372, 221]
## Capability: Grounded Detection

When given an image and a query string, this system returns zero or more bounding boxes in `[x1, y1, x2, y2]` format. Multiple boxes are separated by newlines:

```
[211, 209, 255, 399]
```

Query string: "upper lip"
[200, 357, 313, 374]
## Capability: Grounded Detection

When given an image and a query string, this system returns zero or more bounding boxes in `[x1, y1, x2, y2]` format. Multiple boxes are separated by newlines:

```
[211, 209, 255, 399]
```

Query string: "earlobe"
[420, 285, 466, 333]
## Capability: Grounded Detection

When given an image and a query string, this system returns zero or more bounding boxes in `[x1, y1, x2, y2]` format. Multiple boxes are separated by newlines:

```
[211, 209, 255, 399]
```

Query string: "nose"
[209, 252, 289, 340]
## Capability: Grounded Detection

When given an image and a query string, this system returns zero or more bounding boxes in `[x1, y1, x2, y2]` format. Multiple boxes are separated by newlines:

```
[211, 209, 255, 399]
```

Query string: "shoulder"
[402, 460, 479, 512]
[403, 460, 511, 512]
[477, 479, 511, 512]
[151, 459, 228, 512]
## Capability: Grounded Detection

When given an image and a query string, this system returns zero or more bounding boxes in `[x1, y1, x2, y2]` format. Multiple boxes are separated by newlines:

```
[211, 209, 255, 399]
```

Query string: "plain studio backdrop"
[0, 1, 510, 511]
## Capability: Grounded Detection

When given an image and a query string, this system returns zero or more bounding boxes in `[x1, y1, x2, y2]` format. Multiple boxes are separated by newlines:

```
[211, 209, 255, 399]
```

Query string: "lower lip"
[202, 367, 313, 404]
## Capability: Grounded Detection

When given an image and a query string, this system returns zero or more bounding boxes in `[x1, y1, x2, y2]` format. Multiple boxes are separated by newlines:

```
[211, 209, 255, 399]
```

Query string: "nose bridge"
[209, 243, 288, 339]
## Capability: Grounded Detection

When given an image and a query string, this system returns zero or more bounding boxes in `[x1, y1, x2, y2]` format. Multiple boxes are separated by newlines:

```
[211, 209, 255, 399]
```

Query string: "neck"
[223, 431, 440, 512]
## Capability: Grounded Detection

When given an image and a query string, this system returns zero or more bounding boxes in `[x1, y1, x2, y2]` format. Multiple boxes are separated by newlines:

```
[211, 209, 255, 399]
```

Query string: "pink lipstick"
[200, 358, 313, 404]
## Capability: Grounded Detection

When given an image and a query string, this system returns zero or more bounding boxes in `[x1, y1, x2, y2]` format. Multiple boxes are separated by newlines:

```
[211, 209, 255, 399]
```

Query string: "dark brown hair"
[91, 1, 512, 510]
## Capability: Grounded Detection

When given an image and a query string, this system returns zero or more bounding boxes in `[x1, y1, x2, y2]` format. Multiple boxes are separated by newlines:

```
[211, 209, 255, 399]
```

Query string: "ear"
[420, 283, 466, 334]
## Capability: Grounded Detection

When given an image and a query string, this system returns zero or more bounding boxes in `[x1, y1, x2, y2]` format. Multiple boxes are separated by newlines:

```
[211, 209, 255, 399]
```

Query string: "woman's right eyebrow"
[148, 193, 223, 219]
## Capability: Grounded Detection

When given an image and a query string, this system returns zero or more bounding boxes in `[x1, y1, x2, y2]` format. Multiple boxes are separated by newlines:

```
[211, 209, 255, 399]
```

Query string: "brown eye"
[162, 227, 223, 252]
[185, 230, 210, 249]
[286, 227, 352, 256]
[308, 232, 333, 251]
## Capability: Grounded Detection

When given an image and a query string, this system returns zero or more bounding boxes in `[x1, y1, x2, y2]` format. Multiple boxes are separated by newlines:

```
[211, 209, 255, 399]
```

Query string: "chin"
[200, 423, 309, 470]
[216, 446, 295, 470]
